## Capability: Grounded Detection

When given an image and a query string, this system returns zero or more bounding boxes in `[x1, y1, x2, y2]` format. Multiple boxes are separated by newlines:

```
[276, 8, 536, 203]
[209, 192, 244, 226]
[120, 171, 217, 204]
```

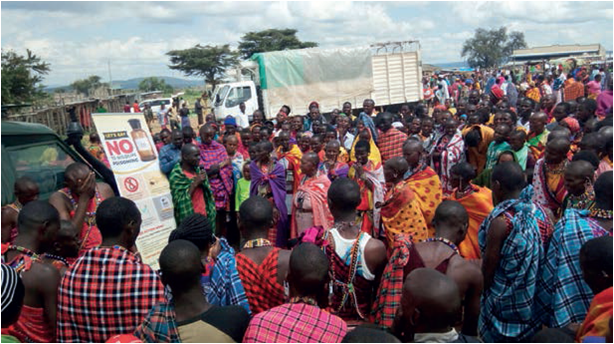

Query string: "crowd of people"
[1, 62, 613, 343]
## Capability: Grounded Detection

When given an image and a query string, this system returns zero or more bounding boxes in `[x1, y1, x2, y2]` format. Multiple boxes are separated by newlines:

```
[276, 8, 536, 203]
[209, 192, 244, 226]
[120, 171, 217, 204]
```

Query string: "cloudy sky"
[2, 1, 612, 86]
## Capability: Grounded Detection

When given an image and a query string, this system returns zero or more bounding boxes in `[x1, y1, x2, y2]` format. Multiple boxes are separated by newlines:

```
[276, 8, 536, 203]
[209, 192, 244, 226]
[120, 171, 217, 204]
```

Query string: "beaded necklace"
[546, 160, 568, 175]
[567, 187, 595, 211]
[243, 238, 273, 249]
[422, 237, 460, 255]
[65, 188, 102, 219]
[289, 296, 318, 307]
[589, 207, 613, 220]
[5, 245, 41, 272]
[329, 222, 366, 319]
[42, 253, 69, 267]
[455, 184, 475, 199]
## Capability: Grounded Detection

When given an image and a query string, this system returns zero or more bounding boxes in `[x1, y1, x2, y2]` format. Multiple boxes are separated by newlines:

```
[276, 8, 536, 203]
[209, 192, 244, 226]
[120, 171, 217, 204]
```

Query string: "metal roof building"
[511, 44, 606, 63]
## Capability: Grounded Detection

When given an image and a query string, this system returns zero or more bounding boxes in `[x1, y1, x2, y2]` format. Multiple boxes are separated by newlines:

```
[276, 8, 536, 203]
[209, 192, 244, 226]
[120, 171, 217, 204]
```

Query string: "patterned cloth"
[527, 129, 549, 161]
[350, 132, 382, 166]
[158, 144, 181, 175]
[477, 185, 547, 343]
[348, 160, 385, 236]
[381, 181, 428, 246]
[377, 128, 408, 163]
[371, 234, 412, 328]
[484, 141, 511, 170]
[243, 303, 347, 343]
[576, 287, 613, 342]
[564, 80, 585, 102]
[208, 237, 251, 315]
[276, 144, 303, 193]
[199, 140, 234, 210]
[168, 164, 216, 226]
[404, 164, 442, 230]
[290, 174, 334, 239]
[317, 161, 349, 181]
[447, 184, 493, 260]
[133, 300, 181, 343]
[532, 158, 568, 218]
[236, 248, 286, 315]
[250, 161, 288, 247]
[57, 246, 164, 343]
[430, 132, 465, 195]
[88, 143, 110, 168]
[536, 209, 611, 328]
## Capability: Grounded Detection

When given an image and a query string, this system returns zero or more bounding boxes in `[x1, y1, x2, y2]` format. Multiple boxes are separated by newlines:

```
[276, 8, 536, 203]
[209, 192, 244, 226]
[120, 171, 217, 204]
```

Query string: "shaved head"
[548, 127, 571, 142]
[325, 139, 340, 150]
[288, 243, 330, 300]
[384, 157, 409, 176]
[303, 151, 320, 166]
[400, 268, 461, 333]
[566, 160, 594, 180]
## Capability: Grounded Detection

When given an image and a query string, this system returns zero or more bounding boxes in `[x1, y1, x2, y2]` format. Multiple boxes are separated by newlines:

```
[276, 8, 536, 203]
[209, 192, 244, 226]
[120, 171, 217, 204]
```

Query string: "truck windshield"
[215, 86, 230, 106]
[225, 86, 252, 108]
[6, 141, 76, 201]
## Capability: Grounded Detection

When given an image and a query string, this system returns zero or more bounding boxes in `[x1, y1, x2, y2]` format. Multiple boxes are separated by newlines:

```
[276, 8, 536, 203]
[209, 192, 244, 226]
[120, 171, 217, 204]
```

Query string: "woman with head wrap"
[560, 117, 582, 153]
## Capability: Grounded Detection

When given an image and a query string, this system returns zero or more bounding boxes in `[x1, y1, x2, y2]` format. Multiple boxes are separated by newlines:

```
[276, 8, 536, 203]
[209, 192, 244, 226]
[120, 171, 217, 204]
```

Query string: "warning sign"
[124, 177, 139, 193]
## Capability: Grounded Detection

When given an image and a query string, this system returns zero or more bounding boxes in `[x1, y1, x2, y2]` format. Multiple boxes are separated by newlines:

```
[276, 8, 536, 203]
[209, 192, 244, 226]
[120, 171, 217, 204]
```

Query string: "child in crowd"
[235, 161, 251, 212]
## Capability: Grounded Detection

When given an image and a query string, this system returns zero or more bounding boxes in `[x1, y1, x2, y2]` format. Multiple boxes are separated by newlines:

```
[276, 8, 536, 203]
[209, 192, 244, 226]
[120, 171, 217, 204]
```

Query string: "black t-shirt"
[176, 305, 249, 343]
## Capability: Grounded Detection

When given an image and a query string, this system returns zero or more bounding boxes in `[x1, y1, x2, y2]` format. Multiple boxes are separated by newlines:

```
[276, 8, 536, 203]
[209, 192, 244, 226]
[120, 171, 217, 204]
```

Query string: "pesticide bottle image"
[128, 119, 156, 162]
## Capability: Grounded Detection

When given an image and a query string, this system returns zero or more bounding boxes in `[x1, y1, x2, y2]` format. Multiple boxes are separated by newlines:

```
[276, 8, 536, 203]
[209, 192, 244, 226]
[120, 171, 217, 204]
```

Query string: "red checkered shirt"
[243, 303, 347, 343]
[56, 246, 164, 343]
[377, 128, 408, 162]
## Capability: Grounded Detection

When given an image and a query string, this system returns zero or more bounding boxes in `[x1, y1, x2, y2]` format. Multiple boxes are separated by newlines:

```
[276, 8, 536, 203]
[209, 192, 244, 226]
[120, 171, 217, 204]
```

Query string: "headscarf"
[1, 263, 21, 313]
[309, 101, 319, 109]
[491, 86, 504, 101]
[358, 111, 378, 143]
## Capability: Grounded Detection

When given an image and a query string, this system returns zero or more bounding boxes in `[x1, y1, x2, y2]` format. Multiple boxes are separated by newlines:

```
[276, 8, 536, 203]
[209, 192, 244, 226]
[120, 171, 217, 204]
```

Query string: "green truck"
[1, 116, 118, 205]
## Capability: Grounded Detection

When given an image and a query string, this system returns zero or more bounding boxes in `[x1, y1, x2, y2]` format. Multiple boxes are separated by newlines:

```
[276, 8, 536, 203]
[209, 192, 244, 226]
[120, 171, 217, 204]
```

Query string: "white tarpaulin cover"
[253, 46, 374, 115]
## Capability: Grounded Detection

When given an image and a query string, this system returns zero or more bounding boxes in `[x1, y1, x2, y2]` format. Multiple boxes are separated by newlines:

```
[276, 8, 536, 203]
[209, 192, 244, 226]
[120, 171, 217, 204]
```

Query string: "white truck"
[211, 41, 423, 120]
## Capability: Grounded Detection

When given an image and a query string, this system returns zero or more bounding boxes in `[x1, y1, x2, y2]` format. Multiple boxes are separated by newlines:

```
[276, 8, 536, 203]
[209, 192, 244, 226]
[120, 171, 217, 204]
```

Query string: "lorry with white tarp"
[211, 41, 423, 120]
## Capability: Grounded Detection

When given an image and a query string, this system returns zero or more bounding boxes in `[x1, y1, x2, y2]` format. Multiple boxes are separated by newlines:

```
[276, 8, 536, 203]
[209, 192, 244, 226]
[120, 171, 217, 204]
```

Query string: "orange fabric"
[9, 305, 54, 342]
[462, 125, 494, 174]
[405, 167, 442, 230]
[576, 287, 613, 342]
[447, 184, 493, 260]
[338, 147, 349, 164]
[526, 87, 541, 103]
[381, 181, 429, 247]
[349, 160, 383, 235]
[290, 174, 333, 238]
[546, 169, 567, 207]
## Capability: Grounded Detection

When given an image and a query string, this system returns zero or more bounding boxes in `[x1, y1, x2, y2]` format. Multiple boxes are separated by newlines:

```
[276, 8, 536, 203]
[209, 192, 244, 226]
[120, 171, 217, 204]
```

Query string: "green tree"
[238, 28, 318, 59]
[70, 75, 108, 96]
[461, 27, 528, 69]
[138, 77, 173, 93]
[167, 44, 238, 88]
[1, 49, 50, 104]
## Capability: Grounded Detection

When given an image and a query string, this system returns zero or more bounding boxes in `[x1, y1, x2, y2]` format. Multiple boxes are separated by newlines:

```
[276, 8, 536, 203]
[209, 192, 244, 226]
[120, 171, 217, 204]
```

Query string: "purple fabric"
[249, 160, 289, 247]
[596, 90, 613, 117]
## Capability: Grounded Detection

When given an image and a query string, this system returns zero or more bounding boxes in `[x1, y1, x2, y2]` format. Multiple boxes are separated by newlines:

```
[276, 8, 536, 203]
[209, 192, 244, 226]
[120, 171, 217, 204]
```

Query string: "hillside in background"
[45, 76, 203, 92]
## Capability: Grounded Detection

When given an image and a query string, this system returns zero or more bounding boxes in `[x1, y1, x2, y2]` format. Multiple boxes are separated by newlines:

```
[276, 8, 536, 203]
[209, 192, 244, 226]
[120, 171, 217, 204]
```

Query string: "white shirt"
[233, 112, 249, 129]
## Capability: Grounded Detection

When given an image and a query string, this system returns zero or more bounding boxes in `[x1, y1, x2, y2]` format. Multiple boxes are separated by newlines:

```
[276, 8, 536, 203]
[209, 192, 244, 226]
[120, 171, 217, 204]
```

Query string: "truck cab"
[211, 81, 258, 122]
[1, 120, 117, 205]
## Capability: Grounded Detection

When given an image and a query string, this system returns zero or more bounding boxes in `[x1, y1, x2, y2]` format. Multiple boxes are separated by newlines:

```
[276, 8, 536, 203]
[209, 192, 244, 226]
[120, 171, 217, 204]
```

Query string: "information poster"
[92, 113, 175, 269]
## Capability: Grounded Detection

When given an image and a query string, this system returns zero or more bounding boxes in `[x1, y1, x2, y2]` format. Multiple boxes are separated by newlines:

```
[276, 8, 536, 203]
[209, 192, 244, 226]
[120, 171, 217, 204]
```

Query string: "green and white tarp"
[252, 46, 374, 114]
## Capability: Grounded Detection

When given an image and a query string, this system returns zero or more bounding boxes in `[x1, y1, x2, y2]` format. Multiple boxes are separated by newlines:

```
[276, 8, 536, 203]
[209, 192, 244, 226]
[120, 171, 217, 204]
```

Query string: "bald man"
[562, 160, 596, 212]
[1, 176, 39, 244]
[532, 138, 572, 218]
[527, 112, 550, 160]
[291, 152, 333, 237]
[49, 163, 114, 254]
[379, 157, 429, 245]
[392, 268, 478, 343]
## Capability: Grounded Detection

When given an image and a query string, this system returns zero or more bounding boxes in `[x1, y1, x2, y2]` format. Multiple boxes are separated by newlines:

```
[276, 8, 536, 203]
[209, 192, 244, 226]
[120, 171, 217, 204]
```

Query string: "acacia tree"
[461, 27, 527, 69]
[1, 49, 50, 104]
[238, 28, 318, 59]
[138, 77, 173, 93]
[70, 75, 108, 96]
[167, 44, 238, 88]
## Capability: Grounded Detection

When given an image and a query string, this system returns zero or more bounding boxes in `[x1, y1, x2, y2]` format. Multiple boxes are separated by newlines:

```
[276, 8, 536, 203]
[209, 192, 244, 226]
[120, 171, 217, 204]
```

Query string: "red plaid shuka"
[377, 128, 407, 163]
[199, 140, 234, 210]
[57, 246, 164, 343]
[371, 234, 412, 328]
[236, 248, 285, 315]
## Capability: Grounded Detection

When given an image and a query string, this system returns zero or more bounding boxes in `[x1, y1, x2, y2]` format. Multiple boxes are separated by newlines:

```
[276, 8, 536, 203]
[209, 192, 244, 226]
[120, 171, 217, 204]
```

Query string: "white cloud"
[1, 1, 611, 85]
